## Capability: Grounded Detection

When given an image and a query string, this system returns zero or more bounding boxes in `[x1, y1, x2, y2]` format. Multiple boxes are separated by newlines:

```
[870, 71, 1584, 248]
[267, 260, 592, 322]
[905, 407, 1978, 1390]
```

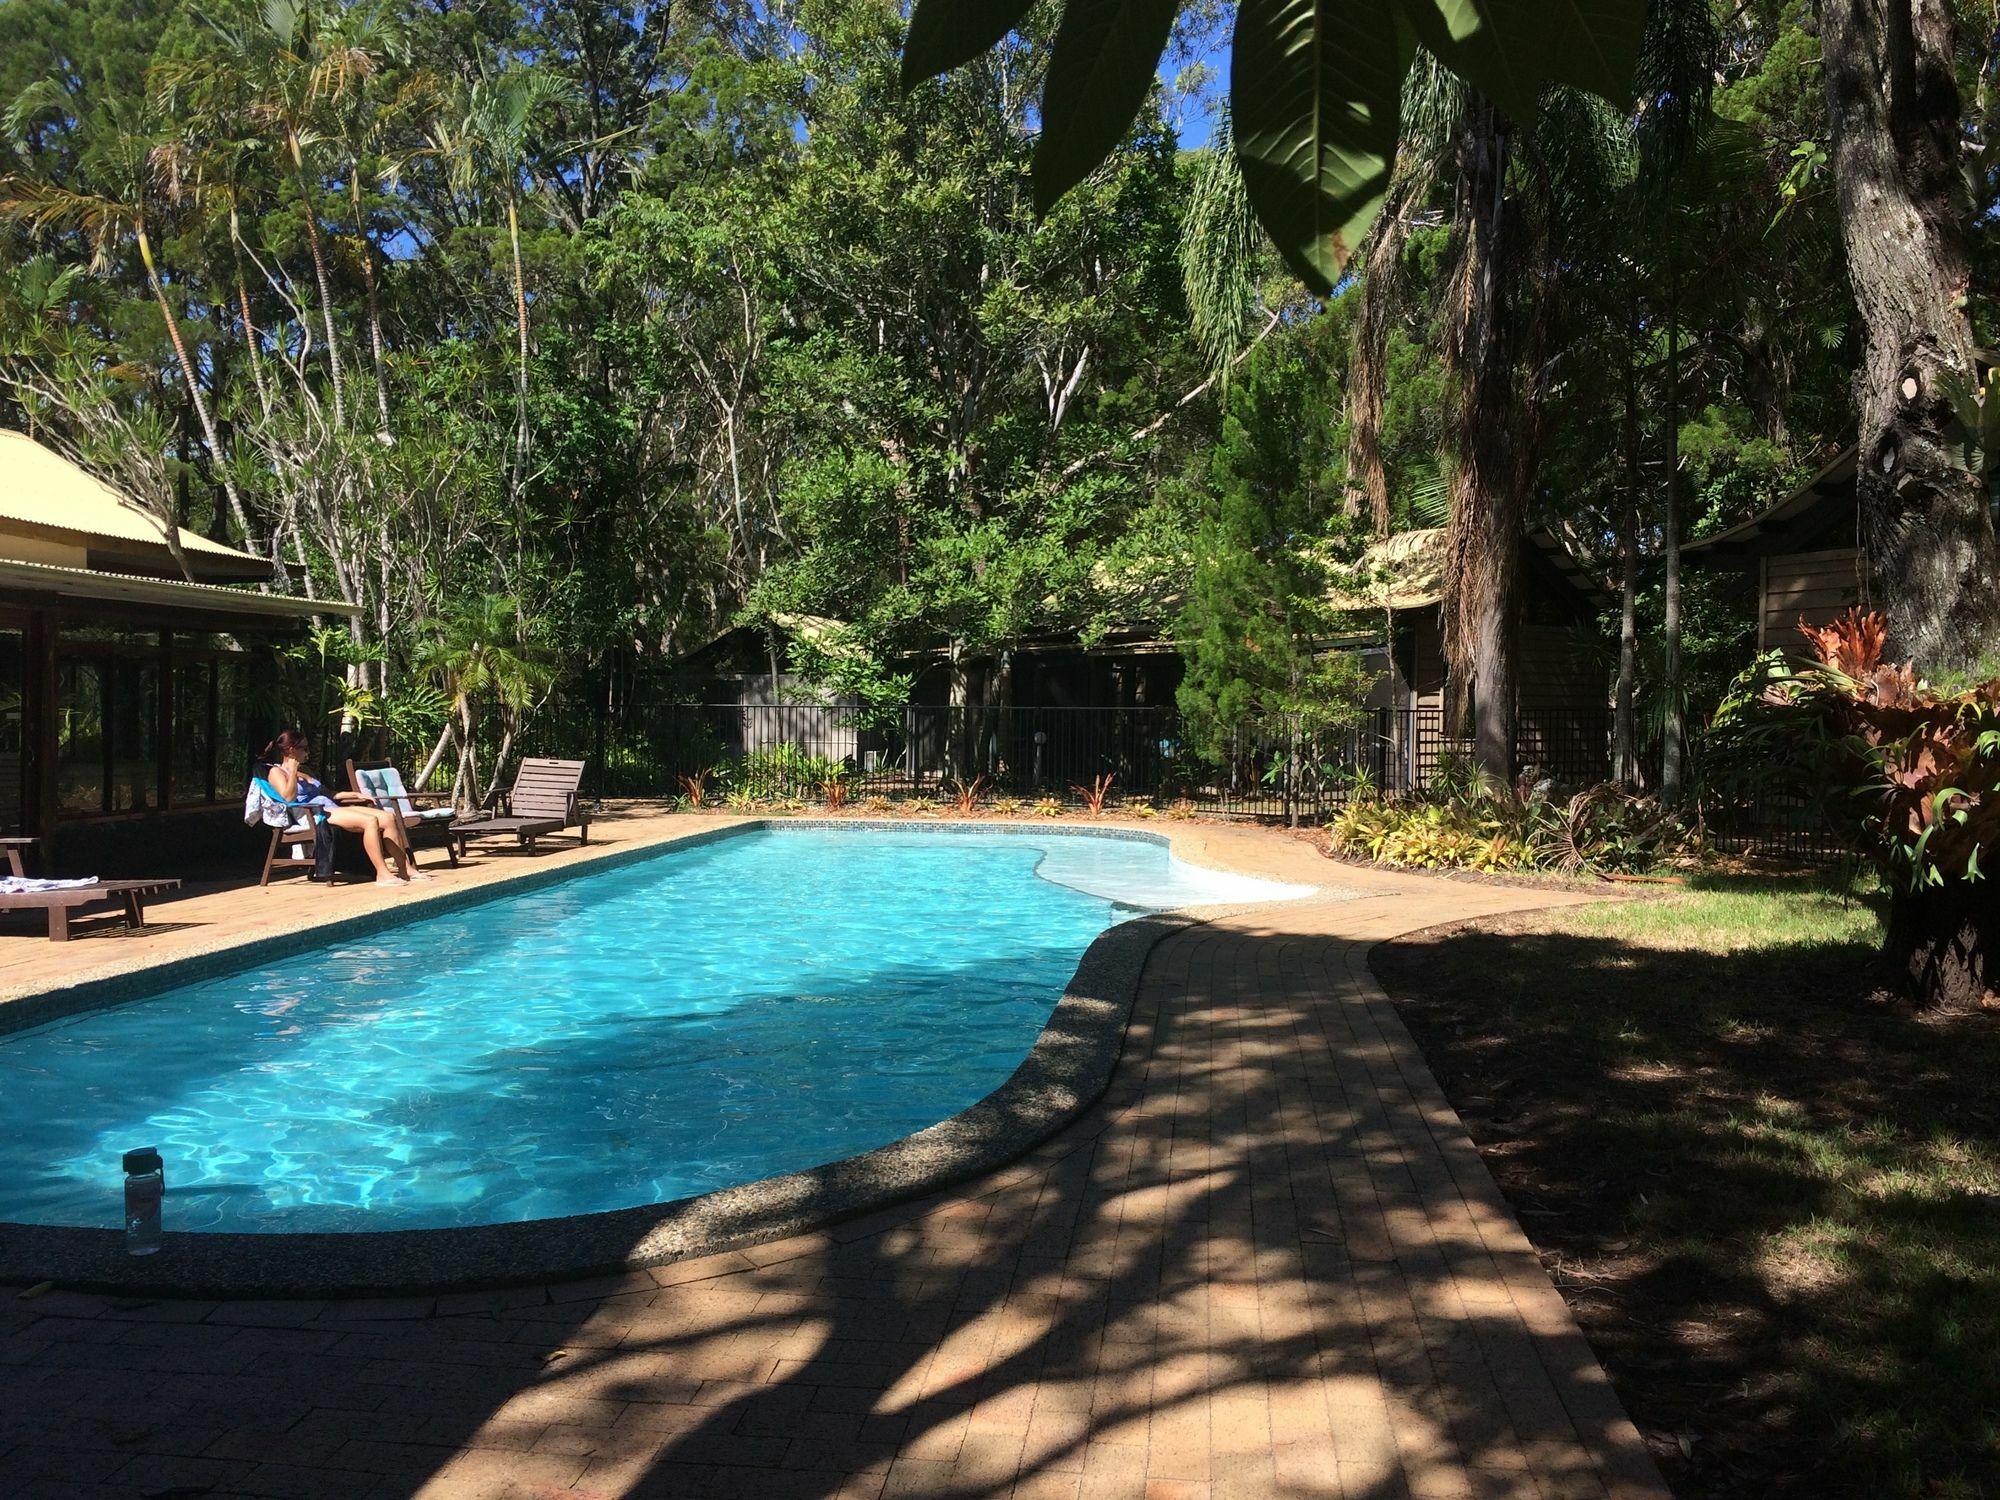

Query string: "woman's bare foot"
[375, 874, 409, 887]
[407, 868, 434, 882]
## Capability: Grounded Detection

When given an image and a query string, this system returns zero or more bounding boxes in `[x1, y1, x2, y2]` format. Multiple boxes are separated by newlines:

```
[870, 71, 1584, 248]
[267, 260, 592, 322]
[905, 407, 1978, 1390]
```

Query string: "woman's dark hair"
[261, 728, 311, 764]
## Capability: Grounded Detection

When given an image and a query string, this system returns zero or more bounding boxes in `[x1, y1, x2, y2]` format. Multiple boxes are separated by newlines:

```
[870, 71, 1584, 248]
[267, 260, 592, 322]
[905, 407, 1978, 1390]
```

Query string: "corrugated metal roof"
[0, 556, 357, 620]
[0, 429, 268, 576]
[1325, 528, 1449, 611]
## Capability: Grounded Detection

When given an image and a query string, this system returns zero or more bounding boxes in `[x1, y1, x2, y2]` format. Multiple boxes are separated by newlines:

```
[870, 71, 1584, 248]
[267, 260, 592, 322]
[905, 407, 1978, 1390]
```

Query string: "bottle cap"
[122, 1148, 162, 1175]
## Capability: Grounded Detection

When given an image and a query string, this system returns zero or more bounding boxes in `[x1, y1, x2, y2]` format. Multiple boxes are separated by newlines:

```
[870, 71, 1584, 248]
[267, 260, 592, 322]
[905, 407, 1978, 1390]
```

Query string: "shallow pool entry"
[0, 828, 1307, 1233]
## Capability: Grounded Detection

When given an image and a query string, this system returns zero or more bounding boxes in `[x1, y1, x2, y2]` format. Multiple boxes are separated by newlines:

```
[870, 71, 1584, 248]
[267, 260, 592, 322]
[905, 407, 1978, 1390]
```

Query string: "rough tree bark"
[1614, 338, 1641, 787]
[1660, 287, 1686, 804]
[1886, 880, 1994, 1012]
[1441, 103, 1545, 788]
[1821, 0, 2000, 1008]
[1820, 0, 2000, 673]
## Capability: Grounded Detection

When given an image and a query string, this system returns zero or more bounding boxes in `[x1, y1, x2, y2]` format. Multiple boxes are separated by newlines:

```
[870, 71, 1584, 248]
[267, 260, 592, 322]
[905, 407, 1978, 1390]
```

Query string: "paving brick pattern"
[0, 842, 1668, 1500]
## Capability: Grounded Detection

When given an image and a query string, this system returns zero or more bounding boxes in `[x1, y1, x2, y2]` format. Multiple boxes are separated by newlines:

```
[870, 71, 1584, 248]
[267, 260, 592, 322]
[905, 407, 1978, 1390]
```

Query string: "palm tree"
[171, 0, 382, 434]
[436, 67, 577, 517]
[414, 593, 555, 809]
[0, 95, 250, 561]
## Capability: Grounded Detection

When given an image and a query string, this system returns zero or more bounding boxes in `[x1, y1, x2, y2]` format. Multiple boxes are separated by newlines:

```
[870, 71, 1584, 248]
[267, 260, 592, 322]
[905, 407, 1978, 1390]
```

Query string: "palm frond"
[1178, 104, 1261, 380]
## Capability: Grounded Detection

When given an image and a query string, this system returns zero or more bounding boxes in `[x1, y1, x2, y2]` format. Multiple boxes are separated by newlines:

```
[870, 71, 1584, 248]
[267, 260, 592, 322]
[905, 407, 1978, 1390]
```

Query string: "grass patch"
[1373, 873, 2000, 1499]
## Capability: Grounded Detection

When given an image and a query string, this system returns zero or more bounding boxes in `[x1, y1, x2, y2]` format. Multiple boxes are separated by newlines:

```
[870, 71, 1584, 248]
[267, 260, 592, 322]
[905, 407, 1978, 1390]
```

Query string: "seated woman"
[254, 729, 429, 886]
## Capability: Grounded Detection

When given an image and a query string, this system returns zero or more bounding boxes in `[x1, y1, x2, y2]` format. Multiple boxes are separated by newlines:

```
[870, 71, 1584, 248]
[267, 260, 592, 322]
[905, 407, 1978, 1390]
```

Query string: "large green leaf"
[1401, 0, 1648, 119]
[1033, 0, 1181, 214]
[1231, 0, 1413, 295]
[900, 0, 1038, 92]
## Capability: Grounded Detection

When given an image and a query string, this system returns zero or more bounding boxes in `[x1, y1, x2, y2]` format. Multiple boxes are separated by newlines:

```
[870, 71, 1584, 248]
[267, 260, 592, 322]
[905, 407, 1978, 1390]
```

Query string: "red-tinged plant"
[948, 775, 987, 815]
[1715, 608, 1996, 1008]
[820, 772, 850, 812]
[677, 767, 714, 809]
[1072, 772, 1114, 815]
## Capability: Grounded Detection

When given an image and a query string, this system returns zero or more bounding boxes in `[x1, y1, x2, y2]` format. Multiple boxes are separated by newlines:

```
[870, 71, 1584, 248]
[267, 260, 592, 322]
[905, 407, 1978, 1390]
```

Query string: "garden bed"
[1371, 876, 2000, 1499]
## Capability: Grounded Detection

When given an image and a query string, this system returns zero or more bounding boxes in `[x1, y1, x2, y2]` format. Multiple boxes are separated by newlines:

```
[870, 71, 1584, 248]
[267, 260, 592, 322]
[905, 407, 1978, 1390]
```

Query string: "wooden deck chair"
[350, 762, 459, 867]
[450, 758, 594, 858]
[250, 777, 337, 887]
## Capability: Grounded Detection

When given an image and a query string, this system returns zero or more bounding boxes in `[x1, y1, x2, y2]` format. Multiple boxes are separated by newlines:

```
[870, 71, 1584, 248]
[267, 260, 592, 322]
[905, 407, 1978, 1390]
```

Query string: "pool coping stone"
[0, 819, 1318, 1297]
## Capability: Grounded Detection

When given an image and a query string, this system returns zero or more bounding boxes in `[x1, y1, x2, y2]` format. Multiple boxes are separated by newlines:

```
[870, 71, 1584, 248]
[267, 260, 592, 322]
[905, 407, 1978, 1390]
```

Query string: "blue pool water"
[0, 828, 1306, 1233]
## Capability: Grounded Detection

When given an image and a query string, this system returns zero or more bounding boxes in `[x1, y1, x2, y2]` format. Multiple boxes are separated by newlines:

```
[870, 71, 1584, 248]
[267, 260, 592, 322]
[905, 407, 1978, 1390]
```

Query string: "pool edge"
[0, 829, 1224, 1297]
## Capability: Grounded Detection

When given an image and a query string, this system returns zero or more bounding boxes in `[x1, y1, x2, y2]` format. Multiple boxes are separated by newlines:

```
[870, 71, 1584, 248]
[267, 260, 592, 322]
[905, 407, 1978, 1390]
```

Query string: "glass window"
[173, 657, 215, 806]
[218, 656, 258, 792]
[0, 631, 21, 834]
[107, 656, 160, 813]
[56, 659, 106, 816]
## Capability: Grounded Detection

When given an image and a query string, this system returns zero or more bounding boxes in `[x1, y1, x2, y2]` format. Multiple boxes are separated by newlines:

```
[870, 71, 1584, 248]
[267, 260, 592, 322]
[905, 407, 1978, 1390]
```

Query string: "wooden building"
[0, 430, 355, 874]
[1329, 527, 1612, 787]
[1680, 448, 1874, 653]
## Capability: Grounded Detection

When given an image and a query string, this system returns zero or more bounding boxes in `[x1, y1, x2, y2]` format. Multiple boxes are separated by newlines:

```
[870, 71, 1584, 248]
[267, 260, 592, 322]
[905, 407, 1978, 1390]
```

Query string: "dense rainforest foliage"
[0, 0, 1994, 811]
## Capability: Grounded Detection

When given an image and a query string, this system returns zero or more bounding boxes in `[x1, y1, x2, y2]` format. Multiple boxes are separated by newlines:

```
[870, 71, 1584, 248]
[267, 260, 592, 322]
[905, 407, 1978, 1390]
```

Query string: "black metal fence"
[425, 696, 1850, 857]
[495, 700, 1620, 824]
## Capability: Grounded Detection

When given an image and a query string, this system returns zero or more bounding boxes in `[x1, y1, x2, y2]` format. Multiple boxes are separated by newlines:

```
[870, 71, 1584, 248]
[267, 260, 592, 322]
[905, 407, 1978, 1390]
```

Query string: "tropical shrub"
[1326, 780, 1696, 877]
[1710, 609, 1997, 1007]
[726, 744, 839, 801]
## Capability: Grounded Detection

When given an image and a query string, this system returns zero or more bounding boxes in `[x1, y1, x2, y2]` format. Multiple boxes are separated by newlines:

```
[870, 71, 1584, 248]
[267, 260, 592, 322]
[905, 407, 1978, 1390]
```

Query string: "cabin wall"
[1760, 547, 1870, 653]
[1516, 623, 1610, 783]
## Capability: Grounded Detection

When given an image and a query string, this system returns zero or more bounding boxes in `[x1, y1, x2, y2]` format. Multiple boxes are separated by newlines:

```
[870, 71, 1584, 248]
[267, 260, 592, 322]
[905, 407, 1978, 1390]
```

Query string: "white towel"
[0, 875, 97, 893]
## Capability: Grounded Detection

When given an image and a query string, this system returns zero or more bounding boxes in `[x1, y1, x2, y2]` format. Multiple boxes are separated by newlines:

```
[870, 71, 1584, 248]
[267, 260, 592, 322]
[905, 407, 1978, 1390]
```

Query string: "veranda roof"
[0, 555, 358, 622]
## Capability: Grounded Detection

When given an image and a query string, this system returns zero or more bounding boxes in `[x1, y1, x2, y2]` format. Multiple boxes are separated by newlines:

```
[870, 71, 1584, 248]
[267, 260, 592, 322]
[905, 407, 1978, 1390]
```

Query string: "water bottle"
[123, 1148, 164, 1256]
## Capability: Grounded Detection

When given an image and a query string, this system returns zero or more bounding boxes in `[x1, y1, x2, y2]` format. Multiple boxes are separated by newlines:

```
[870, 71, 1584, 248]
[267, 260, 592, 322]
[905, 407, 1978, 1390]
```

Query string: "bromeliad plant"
[1072, 773, 1115, 816]
[1326, 774, 1696, 876]
[1710, 609, 1998, 1007]
[817, 763, 851, 812]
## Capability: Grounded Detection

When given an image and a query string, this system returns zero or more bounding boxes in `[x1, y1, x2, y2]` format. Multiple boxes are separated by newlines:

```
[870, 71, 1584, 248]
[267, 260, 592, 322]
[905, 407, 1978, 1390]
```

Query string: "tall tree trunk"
[1821, 0, 2000, 672]
[288, 136, 347, 432]
[1441, 102, 1541, 789]
[1660, 288, 1686, 804]
[1345, 169, 1414, 534]
[136, 225, 245, 573]
[349, 173, 393, 435]
[946, 640, 973, 781]
[1613, 334, 1641, 786]
[507, 193, 532, 518]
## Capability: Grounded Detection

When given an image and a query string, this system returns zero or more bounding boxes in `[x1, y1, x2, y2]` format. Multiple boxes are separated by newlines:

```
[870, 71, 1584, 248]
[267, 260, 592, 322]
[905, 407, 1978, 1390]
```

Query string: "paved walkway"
[0, 832, 1667, 1500]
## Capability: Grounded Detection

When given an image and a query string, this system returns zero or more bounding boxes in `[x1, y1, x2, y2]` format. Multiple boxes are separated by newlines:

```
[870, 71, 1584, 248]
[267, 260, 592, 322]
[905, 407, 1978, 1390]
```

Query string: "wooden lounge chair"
[450, 757, 594, 858]
[0, 879, 181, 941]
[249, 777, 338, 888]
[349, 762, 459, 867]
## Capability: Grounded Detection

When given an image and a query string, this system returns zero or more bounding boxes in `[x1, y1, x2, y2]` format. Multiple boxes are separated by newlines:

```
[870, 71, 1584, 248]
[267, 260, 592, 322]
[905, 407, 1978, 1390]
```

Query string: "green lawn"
[1373, 874, 2000, 1500]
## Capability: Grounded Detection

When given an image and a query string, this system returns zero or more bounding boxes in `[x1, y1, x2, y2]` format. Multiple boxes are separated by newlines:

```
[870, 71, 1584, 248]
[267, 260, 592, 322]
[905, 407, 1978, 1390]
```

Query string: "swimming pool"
[0, 827, 1308, 1235]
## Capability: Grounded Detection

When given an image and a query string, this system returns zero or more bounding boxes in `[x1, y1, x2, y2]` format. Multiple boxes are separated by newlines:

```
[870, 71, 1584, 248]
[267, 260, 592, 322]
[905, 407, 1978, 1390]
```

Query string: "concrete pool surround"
[0, 820, 1333, 1297]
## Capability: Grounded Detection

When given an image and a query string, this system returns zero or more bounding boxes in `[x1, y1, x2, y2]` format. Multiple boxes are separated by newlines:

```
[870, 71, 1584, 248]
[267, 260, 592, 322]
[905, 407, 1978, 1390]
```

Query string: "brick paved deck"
[0, 829, 1668, 1500]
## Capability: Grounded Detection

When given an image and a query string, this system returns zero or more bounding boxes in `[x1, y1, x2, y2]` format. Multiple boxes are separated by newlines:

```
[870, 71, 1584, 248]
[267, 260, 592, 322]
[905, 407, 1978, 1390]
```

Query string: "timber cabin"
[1680, 448, 1874, 653]
[1328, 527, 1613, 789]
[0, 430, 355, 875]
[1684, 415, 2000, 655]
